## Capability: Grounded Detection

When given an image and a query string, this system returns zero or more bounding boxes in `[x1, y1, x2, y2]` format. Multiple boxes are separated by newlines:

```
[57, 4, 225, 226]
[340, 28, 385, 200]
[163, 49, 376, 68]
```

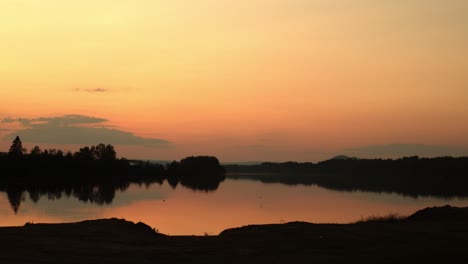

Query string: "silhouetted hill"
[220, 205, 468, 236]
[1, 206, 467, 264]
[407, 205, 468, 222]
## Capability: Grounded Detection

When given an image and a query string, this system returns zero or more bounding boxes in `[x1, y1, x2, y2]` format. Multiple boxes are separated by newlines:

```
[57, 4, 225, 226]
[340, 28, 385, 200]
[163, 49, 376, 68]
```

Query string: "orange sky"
[1, 1, 467, 161]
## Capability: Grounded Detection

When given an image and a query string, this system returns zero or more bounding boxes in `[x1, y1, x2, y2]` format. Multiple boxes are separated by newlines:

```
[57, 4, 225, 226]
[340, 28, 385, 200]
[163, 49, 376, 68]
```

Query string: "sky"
[1, 0, 467, 162]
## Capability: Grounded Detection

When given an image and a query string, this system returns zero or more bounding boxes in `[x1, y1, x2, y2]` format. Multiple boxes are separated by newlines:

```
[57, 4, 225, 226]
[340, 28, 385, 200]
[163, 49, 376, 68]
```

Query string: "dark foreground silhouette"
[0, 205, 467, 264]
[225, 156, 468, 198]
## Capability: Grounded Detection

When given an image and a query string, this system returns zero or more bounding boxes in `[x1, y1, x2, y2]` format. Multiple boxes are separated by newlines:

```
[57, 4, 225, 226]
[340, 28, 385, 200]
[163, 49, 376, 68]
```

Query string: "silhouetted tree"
[28, 189, 40, 203]
[8, 136, 25, 158]
[166, 161, 180, 175]
[65, 151, 73, 159]
[56, 149, 64, 157]
[94, 144, 117, 161]
[166, 162, 180, 189]
[74, 146, 94, 160]
[30, 146, 42, 156]
[7, 187, 25, 214]
[47, 149, 57, 156]
[175, 156, 226, 191]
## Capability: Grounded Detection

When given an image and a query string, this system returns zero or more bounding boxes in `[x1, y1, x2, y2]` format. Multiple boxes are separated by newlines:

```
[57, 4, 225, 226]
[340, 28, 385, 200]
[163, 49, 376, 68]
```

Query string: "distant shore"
[225, 157, 468, 198]
[1, 205, 468, 263]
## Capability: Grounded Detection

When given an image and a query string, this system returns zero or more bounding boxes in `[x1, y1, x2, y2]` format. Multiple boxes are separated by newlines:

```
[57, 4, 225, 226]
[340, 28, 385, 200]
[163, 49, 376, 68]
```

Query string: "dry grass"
[356, 213, 406, 223]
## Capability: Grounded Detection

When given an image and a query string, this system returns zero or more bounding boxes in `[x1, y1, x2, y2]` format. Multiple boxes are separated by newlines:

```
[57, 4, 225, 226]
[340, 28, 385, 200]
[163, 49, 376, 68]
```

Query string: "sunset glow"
[1, 1, 467, 161]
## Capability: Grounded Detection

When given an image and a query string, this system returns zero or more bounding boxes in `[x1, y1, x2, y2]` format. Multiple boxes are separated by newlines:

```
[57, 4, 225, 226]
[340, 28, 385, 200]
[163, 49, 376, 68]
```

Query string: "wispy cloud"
[74, 88, 108, 93]
[2, 115, 169, 148]
[2, 115, 107, 127]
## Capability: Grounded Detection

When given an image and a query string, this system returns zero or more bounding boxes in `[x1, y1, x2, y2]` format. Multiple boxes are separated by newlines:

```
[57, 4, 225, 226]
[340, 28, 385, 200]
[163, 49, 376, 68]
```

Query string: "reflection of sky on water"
[323, 188, 467, 207]
[0, 183, 169, 226]
[1, 179, 468, 235]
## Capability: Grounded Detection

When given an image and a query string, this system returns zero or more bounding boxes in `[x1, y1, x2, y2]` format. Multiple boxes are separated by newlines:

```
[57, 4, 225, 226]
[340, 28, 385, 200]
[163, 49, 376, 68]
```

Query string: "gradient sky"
[1, 0, 467, 161]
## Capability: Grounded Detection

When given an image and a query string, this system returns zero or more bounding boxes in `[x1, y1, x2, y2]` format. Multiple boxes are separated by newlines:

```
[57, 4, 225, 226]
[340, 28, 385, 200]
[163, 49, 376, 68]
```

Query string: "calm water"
[1, 178, 467, 235]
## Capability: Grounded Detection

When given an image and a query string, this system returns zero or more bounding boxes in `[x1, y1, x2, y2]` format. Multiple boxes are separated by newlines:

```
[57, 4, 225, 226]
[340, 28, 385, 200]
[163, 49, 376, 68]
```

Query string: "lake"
[1, 178, 467, 235]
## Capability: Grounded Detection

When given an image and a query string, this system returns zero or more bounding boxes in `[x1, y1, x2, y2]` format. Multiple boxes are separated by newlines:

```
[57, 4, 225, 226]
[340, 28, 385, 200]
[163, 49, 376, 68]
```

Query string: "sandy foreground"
[0, 206, 467, 264]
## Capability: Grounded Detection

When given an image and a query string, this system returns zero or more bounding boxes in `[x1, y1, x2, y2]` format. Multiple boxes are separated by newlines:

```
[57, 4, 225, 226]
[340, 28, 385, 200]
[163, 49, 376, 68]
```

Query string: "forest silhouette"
[225, 156, 468, 198]
[0, 137, 225, 212]
[2, 136, 467, 213]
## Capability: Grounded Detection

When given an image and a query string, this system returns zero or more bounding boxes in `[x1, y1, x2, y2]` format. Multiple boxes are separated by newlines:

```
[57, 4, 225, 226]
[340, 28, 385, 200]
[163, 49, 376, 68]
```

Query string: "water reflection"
[3, 184, 121, 213]
[4, 170, 468, 214]
[167, 174, 224, 192]
[0, 175, 225, 213]
[227, 173, 468, 199]
[1, 179, 468, 235]
[6, 187, 25, 213]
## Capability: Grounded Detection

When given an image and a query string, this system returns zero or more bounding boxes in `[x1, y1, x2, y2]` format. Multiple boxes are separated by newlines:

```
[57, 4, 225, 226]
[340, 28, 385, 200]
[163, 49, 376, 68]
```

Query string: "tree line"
[224, 156, 468, 198]
[0, 136, 227, 213]
[7, 136, 117, 161]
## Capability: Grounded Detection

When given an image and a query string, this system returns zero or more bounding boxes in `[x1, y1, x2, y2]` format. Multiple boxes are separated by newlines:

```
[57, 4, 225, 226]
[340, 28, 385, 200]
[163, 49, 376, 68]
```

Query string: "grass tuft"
[356, 213, 406, 224]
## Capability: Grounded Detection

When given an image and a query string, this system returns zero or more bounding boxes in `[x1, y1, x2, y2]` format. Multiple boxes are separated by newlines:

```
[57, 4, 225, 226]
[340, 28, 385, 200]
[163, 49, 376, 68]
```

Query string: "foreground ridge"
[1, 206, 468, 263]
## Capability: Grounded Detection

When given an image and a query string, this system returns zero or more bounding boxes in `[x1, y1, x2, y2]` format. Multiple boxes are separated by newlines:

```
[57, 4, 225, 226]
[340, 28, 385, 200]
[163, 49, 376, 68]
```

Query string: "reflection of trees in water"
[72, 184, 117, 205]
[166, 156, 226, 192]
[1, 181, 133, 213]
[0, 176, 226, 213]
[228, 173, 468, 199]
[0, 154, 227, 212]
[166, 174, 225, 192]
[6, 187, 26, 213]
[225, 157, 468, 198]
[179, 176, 224, 192]
[167, 175, 179, 189]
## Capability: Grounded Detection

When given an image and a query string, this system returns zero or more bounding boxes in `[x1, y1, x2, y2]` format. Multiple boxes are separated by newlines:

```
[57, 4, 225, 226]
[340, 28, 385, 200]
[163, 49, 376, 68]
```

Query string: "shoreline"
[1, 205, 468, 263]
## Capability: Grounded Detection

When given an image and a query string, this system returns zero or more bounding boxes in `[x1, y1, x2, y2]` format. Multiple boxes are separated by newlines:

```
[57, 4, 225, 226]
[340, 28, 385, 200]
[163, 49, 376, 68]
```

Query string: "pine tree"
[8, 136, 25, 157]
